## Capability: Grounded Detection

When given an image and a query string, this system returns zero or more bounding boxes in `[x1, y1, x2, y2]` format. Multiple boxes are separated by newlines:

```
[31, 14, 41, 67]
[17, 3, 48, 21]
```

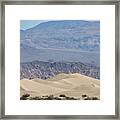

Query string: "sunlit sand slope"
[20, 73, 100, 99]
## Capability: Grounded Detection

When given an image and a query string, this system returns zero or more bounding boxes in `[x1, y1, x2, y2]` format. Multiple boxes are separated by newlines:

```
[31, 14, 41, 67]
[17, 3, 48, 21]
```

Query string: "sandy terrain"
[20, 73, 100, 99]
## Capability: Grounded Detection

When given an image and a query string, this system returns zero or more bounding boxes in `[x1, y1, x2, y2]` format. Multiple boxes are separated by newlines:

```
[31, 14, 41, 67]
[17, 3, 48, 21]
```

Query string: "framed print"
[0, 0, 119, 119]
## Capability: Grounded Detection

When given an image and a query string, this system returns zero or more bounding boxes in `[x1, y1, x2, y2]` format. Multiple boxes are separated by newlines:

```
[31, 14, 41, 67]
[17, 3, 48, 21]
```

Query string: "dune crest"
[20, 73, 100, 99]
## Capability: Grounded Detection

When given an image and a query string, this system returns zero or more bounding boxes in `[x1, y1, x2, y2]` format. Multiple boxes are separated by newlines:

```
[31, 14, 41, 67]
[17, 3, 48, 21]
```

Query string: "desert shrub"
[67, 97, 77, 100]
[22, 94, 30, 97]
[82, 94, 87, 98]
[91, 97, 99, 100]
[20, 94, 30, 100]
[42, 95, 49, 98]
[59, 94, 66, 97]
[65, 96, 74, 100]
[54, 97, 61, 100]
[84, 97, 92, 100]
[29, 96, 42, 100]
[84, 96, 99, 100]
[46, 95, 54, 100]
[20, 96, 28, 100]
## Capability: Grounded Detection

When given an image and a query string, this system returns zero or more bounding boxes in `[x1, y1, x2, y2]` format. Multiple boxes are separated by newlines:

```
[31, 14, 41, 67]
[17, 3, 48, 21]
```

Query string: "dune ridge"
[20, 73, 100, 99]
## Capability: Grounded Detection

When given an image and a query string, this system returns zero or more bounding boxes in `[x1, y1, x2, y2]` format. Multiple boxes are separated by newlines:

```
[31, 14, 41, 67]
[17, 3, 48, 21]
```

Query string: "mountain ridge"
[21, 20, 100, 51]
[20, 61, 100, 80]
[20, 20, 100, 65]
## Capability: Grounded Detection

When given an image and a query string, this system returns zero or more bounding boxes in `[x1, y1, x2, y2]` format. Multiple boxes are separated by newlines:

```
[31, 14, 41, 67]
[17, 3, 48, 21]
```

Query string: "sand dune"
[20, 73, 100, 99]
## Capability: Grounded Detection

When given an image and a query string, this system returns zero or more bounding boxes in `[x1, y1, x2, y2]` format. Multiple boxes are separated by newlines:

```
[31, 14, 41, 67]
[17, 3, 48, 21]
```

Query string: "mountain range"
[20, 20, 100, 66]
[20, 61, 100, 80]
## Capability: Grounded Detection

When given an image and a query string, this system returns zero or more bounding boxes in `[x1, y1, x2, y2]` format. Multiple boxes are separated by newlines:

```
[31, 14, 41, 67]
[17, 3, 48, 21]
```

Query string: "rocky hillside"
[20, 61, 100, 80]
[21, 20, 100, 51]
[20, 20, 100, 65]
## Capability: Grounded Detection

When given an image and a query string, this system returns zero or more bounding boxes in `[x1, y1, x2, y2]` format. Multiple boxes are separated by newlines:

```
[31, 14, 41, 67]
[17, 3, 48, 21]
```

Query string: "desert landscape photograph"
[20, 20, 100, 100]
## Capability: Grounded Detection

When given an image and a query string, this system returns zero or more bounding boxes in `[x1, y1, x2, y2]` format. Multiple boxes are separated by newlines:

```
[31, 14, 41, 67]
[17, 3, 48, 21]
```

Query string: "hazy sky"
[20, 20, 48, 30]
